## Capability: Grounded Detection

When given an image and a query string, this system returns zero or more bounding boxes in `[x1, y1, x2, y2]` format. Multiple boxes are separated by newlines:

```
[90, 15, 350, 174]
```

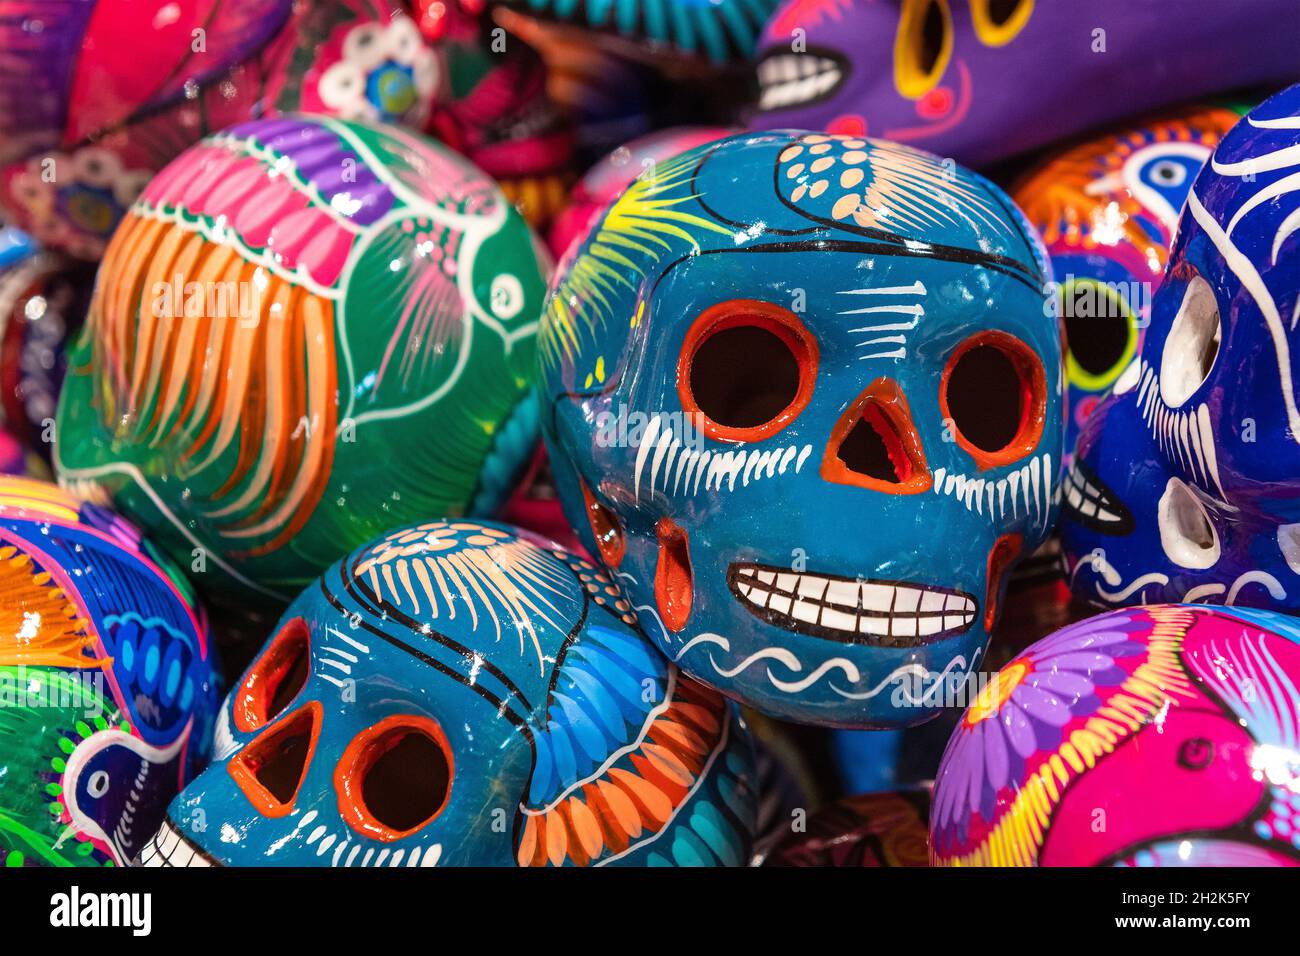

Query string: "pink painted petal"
[236, 182, 306, 248]
[266, 207, 327, 264]
[297, 223, 354, 286]
[200, 159, 265, 218]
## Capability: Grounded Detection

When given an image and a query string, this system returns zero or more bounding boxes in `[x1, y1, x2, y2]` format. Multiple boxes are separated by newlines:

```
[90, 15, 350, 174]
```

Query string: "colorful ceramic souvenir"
[1061, 86, 1300, 612]
[931, 604, 1300, 866]
[766, 790, 930, 866]
[55, 116, 548, 607]
[491, 0, 782, 67]
[0, 228, 94, 457]
[0, 0, 439, 258]
[547, 126, 736, 258]
[413, 0, 575, 228]
[537, 131, 1061, 727]
[750, 0, 1297, 167]
[0, 476, 220, 866]
[1014, 105, 1241, 459]
[137, 520, 757, 866]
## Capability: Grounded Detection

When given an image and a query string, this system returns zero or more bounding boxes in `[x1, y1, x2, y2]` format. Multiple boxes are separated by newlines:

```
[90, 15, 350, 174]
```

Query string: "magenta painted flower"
[932, 609, 1152, 840]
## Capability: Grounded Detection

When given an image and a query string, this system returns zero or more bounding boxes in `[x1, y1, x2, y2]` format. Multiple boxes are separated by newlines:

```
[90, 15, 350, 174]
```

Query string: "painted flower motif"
[932, 612, 1152, 839]
[317, 16, 439, 125]
[7, 147, 150, 259]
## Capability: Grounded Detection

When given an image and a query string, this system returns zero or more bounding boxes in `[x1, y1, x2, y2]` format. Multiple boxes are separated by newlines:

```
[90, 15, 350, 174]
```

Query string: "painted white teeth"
[136, 821, 212, 868]
[1063, 464, 1125, 523]
[757, 55, 841, 109]
[731, 566, 976, 640]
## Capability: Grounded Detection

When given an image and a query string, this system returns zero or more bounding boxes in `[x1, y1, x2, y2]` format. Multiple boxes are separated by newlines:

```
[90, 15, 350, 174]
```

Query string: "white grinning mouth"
[728, 563, 976, 647]
[134, 819, 216, 868]
[756, 53, 843, 111]
[1062, 461, 1133, 534]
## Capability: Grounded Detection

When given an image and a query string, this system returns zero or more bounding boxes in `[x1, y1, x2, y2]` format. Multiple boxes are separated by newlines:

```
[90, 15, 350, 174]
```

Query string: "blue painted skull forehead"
[141, 520, 756, 867]
[767, 134, 1042, 267]
[538, 131, 1062, 728]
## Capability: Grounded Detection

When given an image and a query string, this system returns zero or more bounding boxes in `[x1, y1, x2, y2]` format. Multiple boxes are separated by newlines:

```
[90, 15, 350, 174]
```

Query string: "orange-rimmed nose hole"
[228, 701, 322, 818]
[655, 517, 693, 632]
[822, 378, 932, 493]
[580, 478, 625, 567]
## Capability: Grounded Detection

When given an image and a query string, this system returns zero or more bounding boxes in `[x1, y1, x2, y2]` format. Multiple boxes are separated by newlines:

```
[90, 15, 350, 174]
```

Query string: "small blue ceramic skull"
[137, 521, 756, 866]
[1062, 85, 1300, 612]
[538, 131, 1062, 728]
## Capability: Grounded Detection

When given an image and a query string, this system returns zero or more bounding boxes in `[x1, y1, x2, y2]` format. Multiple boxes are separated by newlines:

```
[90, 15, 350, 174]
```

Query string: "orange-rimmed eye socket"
[234, 617, 311, 733]
[677, 299, 819, 444]
[940, 330, 1047, 470]
[334, 716, 454, 842]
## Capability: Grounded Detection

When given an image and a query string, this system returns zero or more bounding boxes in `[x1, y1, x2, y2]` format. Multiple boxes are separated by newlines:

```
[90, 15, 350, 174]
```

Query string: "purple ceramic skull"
[1061, 85, 1300, 612]
[750, 0, 1298, 166]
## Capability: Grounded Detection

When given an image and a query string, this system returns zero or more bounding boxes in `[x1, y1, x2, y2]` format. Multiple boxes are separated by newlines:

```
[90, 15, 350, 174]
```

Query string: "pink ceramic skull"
[930, 604, 1300, 866]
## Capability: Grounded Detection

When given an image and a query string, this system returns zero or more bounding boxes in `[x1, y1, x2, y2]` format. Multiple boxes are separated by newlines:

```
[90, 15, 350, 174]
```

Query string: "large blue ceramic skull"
[538, 131, 1062, 727]
[136, 521, 756, 866]
[1061, 86, 1300, 612]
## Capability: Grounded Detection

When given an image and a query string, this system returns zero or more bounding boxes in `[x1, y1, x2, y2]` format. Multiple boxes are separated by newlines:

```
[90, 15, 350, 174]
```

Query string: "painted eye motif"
[970, 0, 1034, 47]
[234, 618, 311, 733]
[490, 273, 525, 320]
[88, 770, 110, 799]
[334, 716, 453, 842]
[677, 299, 819, 443]
[1061, 278, 1139, 392]
[1177, 736, 1215, 771]
[894, 0, 953, 100]
[1159, 275, 1220, 408]
[1148, 159, 1188, 188]
[940, 330, 1047, 469]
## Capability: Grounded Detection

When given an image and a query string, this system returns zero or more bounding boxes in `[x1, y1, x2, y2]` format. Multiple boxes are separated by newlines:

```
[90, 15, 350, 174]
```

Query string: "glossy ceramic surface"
[766, 790, 930, 866]
[547, 125, 735, 258]
[750, 0, 1297, 166]
[931, 604, 1300, 866]
[1061, 86, 1300, 612]
[0, 476, 220, 866]
[0, 0, 438, 258]
[492, 0, 782, 66]
[137, 520, 756, 867]
[1014, 105, 1241, 459]
[55, 116, 547, 607]
[415, 0, 575, 228]
[537, 130, 1061, 727]
[0, 228, 94, 457]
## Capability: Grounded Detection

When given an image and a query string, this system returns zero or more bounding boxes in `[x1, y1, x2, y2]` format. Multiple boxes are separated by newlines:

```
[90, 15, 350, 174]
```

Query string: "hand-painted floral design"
[314, 16, 439, 125]
[933, 609, 1155, 842]
[5, 148, 150, 259]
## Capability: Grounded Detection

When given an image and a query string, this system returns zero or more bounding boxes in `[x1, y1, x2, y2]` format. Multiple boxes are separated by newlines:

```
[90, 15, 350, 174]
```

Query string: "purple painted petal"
[983, 713, 1010, 790]
[1002, 701, 1038, 758]
[1011, 684, 1073, 727]
[1043, 651, 1117, 674]
[1030, 668, 1095, 700]
[965, 725, 986, 817]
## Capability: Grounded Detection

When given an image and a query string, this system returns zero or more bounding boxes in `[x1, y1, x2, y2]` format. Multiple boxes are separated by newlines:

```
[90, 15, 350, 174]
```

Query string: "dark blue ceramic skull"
[1062, 86, 1300, 612]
